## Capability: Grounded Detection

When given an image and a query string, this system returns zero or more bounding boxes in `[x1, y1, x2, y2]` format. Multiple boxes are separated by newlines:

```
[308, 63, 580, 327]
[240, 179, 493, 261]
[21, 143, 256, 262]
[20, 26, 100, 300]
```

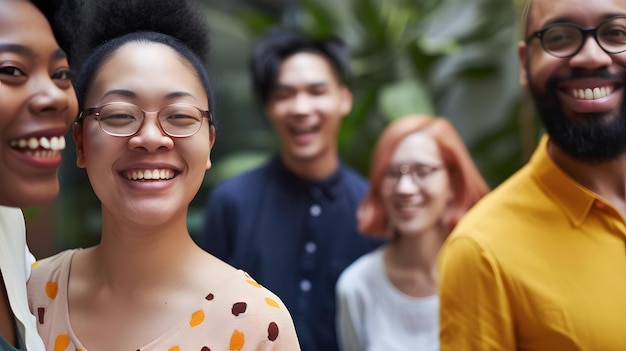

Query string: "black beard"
[528, 69, 626, 162]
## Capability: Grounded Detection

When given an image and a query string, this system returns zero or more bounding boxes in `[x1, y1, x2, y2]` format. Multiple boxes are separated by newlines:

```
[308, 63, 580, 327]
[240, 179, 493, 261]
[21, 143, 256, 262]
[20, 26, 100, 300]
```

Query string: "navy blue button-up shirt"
[199, 156, 384, 351]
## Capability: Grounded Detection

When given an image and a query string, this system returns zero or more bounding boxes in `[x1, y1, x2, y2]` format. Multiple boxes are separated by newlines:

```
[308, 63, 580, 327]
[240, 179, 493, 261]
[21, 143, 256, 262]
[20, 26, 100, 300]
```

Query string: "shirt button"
[300, 279, 312, 292]
[305, 242, 317, 254]
[310, 204, 322, 217]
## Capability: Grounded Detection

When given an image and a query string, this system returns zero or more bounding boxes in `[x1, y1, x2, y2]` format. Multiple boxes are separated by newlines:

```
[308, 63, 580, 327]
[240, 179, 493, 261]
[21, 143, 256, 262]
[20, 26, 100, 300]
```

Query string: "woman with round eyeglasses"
[335, 115, 489, 351]
[26, 1, 300, 350]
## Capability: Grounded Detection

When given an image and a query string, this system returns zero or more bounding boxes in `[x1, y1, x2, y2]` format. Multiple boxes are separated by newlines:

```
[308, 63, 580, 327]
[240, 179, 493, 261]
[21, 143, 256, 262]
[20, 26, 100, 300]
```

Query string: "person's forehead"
[391, 132, 442, 165]
[0, 0, 44, 32]
[528, 0, 626, 30]
[278, 52, 337, 82]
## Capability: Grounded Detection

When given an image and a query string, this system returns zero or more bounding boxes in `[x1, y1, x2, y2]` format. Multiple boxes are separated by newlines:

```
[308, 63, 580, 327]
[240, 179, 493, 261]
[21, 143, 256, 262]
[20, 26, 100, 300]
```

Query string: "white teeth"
[28, 138, 38, 149]
[10, 136, 66, 151]
[39, 137, 50, 149]
[573, 86, 612, 100]
[25, 150, 56, 158]
[125, 169, 175, 181]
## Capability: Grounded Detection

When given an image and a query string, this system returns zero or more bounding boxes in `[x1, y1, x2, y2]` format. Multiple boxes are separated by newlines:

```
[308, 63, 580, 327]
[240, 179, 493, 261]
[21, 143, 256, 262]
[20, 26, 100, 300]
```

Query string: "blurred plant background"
[27, 0, 541, 256]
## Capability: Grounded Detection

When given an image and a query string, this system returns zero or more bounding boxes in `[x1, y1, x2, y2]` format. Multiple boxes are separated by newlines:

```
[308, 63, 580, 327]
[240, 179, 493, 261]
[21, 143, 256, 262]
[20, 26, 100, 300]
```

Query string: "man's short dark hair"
[250, 28, 352, 104]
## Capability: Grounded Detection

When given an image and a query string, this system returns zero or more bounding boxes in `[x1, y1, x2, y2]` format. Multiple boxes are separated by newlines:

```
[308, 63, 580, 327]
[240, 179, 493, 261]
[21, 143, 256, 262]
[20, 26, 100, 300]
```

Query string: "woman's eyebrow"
[0, 43, 35, 57]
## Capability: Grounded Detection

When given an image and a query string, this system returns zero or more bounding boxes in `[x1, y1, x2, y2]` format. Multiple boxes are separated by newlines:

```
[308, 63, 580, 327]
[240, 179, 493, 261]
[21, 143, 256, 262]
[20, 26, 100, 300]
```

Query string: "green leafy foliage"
[201, 0, 529, 185]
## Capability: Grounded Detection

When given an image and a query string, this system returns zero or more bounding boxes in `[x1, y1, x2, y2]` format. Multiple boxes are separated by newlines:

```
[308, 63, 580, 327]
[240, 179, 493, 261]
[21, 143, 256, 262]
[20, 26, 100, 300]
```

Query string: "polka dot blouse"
[27, 250, 300, 351]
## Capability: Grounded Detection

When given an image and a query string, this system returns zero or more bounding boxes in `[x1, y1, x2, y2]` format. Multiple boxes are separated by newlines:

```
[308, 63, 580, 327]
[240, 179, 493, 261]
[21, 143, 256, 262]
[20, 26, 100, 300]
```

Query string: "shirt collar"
[530, 135, 602, 227]
[270, 155, 343, 201]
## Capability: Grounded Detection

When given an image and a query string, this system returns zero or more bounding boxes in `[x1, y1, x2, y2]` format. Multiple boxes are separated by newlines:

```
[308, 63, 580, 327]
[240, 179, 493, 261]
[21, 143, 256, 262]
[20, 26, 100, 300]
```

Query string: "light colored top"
[438, 135, 626, 351]
[0, 206, 43, 351]
[336, 248, 439, 351]
[27, 249, 301, 351]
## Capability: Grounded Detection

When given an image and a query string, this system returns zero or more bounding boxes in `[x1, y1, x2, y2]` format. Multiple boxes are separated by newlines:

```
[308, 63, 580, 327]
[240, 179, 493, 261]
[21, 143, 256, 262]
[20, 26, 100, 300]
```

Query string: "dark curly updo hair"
[56, 0, 214, 113]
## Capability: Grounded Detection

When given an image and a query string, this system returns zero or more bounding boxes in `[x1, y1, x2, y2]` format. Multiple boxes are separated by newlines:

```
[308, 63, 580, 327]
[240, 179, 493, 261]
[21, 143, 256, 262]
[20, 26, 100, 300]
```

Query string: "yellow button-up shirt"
[439, 135, 626, 351]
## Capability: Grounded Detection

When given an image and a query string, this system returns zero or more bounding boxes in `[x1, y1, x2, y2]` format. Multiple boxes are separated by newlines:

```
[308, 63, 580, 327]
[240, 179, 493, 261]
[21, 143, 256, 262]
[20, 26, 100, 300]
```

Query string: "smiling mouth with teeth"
[124, 169, 176, 181]
[572, 86, 613, 100]
[9, 136, 66, 158]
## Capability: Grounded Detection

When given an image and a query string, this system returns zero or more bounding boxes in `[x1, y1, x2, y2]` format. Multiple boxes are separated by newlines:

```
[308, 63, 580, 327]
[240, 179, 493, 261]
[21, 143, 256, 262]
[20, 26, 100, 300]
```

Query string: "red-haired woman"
[335, 115, 489, 351]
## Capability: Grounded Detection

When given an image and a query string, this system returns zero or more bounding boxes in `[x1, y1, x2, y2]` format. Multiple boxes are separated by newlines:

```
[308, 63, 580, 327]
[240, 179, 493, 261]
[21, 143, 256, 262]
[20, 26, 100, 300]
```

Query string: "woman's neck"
[382, 226, 447, 297]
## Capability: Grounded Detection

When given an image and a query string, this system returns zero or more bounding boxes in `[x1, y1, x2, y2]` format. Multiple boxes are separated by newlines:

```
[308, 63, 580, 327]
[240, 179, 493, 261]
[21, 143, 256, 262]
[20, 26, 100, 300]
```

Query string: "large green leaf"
[379, 80, 434, 118]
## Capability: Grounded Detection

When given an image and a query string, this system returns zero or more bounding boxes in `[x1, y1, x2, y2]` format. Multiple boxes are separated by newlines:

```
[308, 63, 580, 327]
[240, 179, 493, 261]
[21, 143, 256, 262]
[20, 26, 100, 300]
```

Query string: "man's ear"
[73, 123, 86, 169]
[339, 86, 353, 118]
[518, 41, 529, 88]
[205, 125, 216, 170]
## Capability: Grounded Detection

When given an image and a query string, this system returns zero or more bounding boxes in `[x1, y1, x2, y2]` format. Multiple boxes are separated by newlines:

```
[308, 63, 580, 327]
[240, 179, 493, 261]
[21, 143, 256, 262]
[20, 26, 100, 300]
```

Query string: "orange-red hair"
[357, 115, 489, 238]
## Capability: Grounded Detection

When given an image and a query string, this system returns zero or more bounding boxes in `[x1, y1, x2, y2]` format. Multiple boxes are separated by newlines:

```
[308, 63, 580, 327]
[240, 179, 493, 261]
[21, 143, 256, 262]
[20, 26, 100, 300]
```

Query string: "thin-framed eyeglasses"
[384, 163, 443, 186]
[525, 16, 626, 58]
[79, 102, 213, 138]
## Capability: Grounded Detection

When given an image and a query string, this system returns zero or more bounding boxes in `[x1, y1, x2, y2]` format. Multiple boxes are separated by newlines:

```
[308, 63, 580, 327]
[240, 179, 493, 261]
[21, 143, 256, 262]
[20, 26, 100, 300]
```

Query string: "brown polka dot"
[268, 322, 279, 341]
[206, 293, 214, 301]
[37, 307, 45, 324]
[168, 346, 180, 351]
[232, 302, 247, 316]
[201, 347, 210, 351]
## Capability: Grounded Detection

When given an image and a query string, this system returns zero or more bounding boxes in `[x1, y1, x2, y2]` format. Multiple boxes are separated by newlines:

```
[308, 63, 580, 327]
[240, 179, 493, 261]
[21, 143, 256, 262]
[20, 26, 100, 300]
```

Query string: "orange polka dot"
[190, 309, 205, 327]
[53, 334, 69, 351]
[168, 346, 180, 351]
[264, 297, 279, 308]
[246, 279, 261, 288]
[46, 282, 59, 299]
[229, 330, 245, 350]
[31, 261, 39, 268]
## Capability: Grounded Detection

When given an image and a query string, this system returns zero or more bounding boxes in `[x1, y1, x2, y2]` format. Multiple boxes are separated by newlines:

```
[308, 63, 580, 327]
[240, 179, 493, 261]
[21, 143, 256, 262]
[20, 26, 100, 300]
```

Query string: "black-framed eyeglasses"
[384, 163, 443, 186]
[526, 16, 626, 58]
[79, 102, 213, 138]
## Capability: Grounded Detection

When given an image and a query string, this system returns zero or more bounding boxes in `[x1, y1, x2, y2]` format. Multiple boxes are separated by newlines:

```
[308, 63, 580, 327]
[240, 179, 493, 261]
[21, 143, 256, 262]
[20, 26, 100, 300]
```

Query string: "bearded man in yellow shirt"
[438, 0, 626, 350]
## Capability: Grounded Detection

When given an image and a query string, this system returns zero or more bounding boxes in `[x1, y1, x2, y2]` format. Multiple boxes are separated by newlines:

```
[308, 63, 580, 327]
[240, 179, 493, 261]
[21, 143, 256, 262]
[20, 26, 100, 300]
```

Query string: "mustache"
[547, 69, 625, 86]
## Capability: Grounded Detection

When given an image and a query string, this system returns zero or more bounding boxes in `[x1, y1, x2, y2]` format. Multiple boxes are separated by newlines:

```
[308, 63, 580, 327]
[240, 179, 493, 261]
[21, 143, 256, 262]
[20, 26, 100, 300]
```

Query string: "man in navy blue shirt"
[199, 28, 384, 351]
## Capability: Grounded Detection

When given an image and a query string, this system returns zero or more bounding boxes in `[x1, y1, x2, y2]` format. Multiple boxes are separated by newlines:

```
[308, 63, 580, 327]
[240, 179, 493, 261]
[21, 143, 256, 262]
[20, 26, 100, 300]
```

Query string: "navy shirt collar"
[270, 155, 343, 201]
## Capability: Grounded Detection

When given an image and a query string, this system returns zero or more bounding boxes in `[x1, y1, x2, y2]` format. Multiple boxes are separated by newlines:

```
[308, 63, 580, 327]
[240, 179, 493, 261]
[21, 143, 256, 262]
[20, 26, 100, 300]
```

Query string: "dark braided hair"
[58, 0, 214, 113]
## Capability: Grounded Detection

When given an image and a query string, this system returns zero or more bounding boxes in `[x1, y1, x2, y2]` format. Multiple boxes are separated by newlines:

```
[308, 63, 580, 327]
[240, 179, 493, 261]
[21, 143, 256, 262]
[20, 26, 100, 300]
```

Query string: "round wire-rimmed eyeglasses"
[79, 102, 213, 138]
